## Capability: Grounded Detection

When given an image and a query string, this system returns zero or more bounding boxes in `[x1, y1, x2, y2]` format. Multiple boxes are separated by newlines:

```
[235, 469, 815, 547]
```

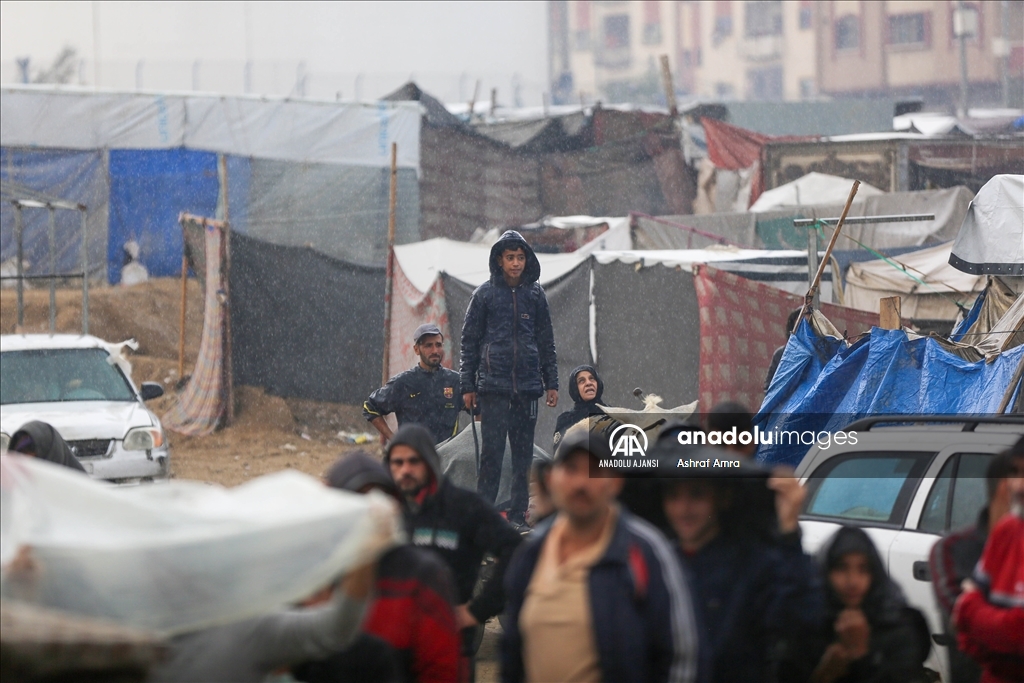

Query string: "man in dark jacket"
[364, 323, 462, 445]
[502, 429, 699, 683]
[660, 463, 825, 683]
[384, 424, 522, 666]
[294, 451, 462, 683]
[460, 230, 558, 526]
[552, 364, 607, 450]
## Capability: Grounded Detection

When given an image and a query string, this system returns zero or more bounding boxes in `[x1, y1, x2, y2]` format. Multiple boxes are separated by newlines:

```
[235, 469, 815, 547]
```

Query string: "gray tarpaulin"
[443, 263, 592, 451]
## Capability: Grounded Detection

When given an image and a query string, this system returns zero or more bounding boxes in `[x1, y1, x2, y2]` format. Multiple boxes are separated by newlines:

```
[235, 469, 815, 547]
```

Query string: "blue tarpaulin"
[754, 318, 1024, 466]
[108, 149, 219, 283]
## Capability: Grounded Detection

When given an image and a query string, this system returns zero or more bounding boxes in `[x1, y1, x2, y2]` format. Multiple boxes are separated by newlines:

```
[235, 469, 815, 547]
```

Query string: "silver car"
[1, 334, 170, 483]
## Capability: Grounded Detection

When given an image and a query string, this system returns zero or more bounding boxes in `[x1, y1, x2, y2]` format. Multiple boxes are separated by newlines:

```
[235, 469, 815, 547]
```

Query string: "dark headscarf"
[819, 526, 909, 626]
[325, 450, 399, 499]
[8, 421, 87, 473]
[553, 365, 607, 448]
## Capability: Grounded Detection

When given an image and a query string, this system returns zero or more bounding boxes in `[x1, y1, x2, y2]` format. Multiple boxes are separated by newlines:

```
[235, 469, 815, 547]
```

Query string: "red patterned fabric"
[693, 264, 879, 412]
[387, 262, 454, 376]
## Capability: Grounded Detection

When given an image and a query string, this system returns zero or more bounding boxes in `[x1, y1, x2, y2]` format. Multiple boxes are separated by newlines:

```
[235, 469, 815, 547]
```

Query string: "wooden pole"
[382, 142, 398, 386]
[879, 296, 902, 330]
[178, 253, 187, 380]
[659, 54, 679, 117]
[220, 154, 234, 427]
[797, 180, 860, 325]
[468, 80, 480, 121]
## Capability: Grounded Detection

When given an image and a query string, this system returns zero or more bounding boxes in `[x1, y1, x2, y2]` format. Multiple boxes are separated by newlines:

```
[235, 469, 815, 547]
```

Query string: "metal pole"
[48, 204, 57, 333]
[81, 207, 89, 335]
[381, 142, 398, 386]
[957, 0, 970, 118]
[15, 204, 24, 328]
[807, 225, 820, 311]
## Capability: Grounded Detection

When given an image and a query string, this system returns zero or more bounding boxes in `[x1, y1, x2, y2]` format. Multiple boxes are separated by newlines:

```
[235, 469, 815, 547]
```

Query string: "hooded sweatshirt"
[459, 230, 558, 398]
[385, 424, 522, 623]
[8, 421, 87, 472]
[553, 365, 607, 449]
[297, 451, 461, 683]
[802, 526, 931, 683]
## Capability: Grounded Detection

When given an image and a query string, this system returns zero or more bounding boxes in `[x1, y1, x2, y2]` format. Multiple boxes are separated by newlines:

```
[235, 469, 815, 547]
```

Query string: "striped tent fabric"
[164, 219, 226, 436]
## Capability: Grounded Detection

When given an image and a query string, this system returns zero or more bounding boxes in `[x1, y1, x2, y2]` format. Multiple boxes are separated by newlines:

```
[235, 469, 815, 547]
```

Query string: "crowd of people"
[4, 230, 1023, 682]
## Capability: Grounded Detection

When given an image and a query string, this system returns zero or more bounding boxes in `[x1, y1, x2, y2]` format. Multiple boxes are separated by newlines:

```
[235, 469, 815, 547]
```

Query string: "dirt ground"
[0, 279, 381, 485]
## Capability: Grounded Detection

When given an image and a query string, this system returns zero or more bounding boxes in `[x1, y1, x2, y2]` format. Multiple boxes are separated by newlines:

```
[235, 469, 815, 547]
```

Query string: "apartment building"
[549, 1, 1022, 108]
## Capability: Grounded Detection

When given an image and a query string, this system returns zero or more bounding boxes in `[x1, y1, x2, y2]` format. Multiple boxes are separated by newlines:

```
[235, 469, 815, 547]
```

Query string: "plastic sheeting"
[754, 318, 1024, 466]
[949, 174, 1024, 276]
[749, 173, 883, 213]
[0, 87, 420, 170]
[0, 455, 401, 635]
[0, 149, 108, 281]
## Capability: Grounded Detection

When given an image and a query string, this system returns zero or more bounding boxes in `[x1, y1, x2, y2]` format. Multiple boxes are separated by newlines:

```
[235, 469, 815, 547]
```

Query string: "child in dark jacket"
[460, 230, 558, 525]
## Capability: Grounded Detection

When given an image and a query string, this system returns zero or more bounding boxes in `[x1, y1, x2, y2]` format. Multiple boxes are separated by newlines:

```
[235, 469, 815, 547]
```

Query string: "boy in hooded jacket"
[460, 230, 558, 526]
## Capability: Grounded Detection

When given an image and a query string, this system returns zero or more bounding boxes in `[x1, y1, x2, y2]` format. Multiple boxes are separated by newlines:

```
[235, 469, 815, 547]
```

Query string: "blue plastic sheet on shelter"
[754, 318, 1024, 466]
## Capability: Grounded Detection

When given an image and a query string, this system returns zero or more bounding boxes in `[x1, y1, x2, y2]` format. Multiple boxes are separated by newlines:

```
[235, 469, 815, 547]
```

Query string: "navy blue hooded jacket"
[459, 230, 558, 398]
[502, 508, 699, 683]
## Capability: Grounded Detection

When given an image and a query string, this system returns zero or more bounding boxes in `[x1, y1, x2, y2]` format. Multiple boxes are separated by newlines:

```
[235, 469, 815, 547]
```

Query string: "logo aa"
[609, 424, 648, 458]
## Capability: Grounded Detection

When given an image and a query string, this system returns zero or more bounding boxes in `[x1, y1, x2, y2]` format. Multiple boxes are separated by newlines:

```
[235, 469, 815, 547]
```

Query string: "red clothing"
[954, 514, 1024, 683]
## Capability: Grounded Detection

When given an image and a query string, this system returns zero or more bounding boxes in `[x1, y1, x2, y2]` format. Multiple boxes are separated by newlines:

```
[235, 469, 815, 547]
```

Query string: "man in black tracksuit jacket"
[384, 423, 522, 667]
[460, 230, 558, 525]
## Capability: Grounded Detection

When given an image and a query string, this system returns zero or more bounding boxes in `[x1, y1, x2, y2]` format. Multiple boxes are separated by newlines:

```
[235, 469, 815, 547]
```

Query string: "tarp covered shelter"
[949, 174, 1024, 276]
[0, 86, 420, 282]
[749, 173, 884, 213]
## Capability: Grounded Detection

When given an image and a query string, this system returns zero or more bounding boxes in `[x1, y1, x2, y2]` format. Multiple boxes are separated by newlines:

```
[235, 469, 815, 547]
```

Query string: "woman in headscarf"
[7, 421, 87, 472]
[551, 365, 606, 451]
[806, 525, 931, 683]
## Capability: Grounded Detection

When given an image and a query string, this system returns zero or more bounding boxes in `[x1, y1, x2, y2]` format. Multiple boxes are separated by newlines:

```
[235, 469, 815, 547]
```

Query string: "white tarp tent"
[749, 172, 884, 213]
[0, 455, 400, 635]
[949, 174, 1024, 276]
[845, 242, 986, 320]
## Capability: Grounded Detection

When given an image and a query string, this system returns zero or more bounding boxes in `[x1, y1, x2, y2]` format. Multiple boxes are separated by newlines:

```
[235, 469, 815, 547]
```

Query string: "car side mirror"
[140, 382, 164, 401]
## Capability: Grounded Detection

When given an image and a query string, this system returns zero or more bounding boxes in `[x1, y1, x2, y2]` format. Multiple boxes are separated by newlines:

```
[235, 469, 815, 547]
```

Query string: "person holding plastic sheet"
[552, 364, 607, 451]
[704, 401, 757, 459]
[7, 421, 87, 473]
[930, 441, 1024, 683]
[803, 526, 931, 683]
[502, 428, 699, 683]
[654, 431, 824, 683]
[294, 451, 462, 683]
[460, 230, 558, 528]
[364, 323, 462, 446]
[952, 447, 1024, 683]
[384, 423, 521, 678]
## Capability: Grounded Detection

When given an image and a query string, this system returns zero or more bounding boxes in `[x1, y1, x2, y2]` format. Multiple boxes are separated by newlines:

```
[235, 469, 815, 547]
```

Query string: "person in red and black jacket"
[294, 451, 463, 683]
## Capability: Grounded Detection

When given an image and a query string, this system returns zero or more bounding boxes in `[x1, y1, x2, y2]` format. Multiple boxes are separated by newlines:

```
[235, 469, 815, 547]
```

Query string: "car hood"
[1, 401, 155, 440]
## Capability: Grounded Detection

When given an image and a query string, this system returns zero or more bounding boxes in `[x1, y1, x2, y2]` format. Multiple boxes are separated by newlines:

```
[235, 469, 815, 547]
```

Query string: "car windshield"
[1, 349, 136, 404]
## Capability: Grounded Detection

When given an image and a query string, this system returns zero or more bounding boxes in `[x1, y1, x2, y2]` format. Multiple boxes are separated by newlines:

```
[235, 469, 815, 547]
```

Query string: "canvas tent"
[0, 86, 420, 282]
[749, 173, 884, 213]
[949, 174, 1024, 276]
[844, 242, 987, 320]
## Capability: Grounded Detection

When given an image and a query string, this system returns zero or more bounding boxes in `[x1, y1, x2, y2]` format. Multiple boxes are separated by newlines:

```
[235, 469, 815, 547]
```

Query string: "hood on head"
[325, 450, 398, 498]
[9, 420, 86, 472]
[384, 423, 443, 484]
[819, 525, 906, 622]
[568, 364, 604, 405]
[489, 230, 541, 286]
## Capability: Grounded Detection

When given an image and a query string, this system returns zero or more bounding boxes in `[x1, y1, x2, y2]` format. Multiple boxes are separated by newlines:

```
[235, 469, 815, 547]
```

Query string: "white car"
[795, 415, 1024, 682]
[0, 334, 170, 483]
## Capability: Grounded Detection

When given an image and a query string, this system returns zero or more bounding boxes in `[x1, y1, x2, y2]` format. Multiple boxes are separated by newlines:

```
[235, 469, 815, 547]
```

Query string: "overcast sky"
[0, 1, 548, 104]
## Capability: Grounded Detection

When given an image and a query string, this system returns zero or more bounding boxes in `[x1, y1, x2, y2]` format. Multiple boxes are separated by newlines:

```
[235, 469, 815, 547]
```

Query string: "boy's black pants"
[476, 392, 537, 519]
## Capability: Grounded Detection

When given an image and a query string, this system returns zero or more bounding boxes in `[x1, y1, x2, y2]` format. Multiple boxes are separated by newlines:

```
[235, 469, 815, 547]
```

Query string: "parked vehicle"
[796, 415, 1024, 682]
[1, 334, 170, 483]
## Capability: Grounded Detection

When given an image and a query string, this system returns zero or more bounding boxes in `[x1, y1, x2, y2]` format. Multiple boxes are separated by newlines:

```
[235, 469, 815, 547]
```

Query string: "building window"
[574, 0, 592, 50]
[745, 1, 783, 38]
[799, 78, 815, 99]
[748, 66, 783, 100]
[799, 1, 813, 30]
[604, 14, 630, 49]
[714, 0, 733, 39]
[835, 15, 860, 51]
[888, 13, 930, 47]
[643, 0, 662, 44]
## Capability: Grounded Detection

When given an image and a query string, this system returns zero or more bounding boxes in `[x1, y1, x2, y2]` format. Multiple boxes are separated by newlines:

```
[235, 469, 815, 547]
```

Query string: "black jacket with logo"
[385, 424, 522, 623]
[363, 365, 461, 444]
[459, 230, 558, 398]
